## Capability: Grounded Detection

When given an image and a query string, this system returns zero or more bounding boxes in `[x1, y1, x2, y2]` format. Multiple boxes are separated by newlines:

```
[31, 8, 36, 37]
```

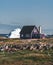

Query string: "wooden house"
[20, 25, 41, 39]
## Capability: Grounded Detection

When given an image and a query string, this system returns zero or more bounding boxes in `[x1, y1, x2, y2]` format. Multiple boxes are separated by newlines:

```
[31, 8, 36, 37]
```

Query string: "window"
[26, 34, 29, 37]
[21, 34, 23, 37]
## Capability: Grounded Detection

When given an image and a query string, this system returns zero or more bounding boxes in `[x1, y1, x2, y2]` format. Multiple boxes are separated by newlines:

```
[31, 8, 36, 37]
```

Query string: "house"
[20, 25, 41, 39]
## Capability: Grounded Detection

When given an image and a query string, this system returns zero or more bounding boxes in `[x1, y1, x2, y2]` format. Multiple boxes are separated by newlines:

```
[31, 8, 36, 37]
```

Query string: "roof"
[20, 25, 39, 34]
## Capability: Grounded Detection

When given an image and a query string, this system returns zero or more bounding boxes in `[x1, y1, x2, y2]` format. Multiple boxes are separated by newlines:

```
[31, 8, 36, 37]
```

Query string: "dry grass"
[0, 38, 53, 44]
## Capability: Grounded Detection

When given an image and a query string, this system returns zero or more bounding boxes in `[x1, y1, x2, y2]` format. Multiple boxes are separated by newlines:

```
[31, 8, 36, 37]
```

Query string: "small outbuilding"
[20, 25, 41, 39]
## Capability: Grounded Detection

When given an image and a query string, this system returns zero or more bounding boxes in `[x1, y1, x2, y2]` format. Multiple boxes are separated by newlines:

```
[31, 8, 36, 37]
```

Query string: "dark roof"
[20, 25, 39, 34]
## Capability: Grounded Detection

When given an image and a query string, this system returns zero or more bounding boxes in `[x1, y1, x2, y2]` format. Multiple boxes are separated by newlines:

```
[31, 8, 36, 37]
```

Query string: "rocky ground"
[0, 38, 53, 65]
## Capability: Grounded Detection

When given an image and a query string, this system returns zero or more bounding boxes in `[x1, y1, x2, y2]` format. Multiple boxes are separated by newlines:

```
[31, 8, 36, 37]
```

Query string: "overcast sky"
[0, 0, 53, 34]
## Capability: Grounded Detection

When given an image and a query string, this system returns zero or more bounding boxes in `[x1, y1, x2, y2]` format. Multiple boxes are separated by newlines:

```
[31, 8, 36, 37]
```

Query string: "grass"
[0, 38, 53, 65]
[0, 49, 53, 65]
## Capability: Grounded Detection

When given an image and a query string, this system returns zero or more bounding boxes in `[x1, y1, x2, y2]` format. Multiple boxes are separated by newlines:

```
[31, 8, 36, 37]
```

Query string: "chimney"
[38, 26, 41, 34]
